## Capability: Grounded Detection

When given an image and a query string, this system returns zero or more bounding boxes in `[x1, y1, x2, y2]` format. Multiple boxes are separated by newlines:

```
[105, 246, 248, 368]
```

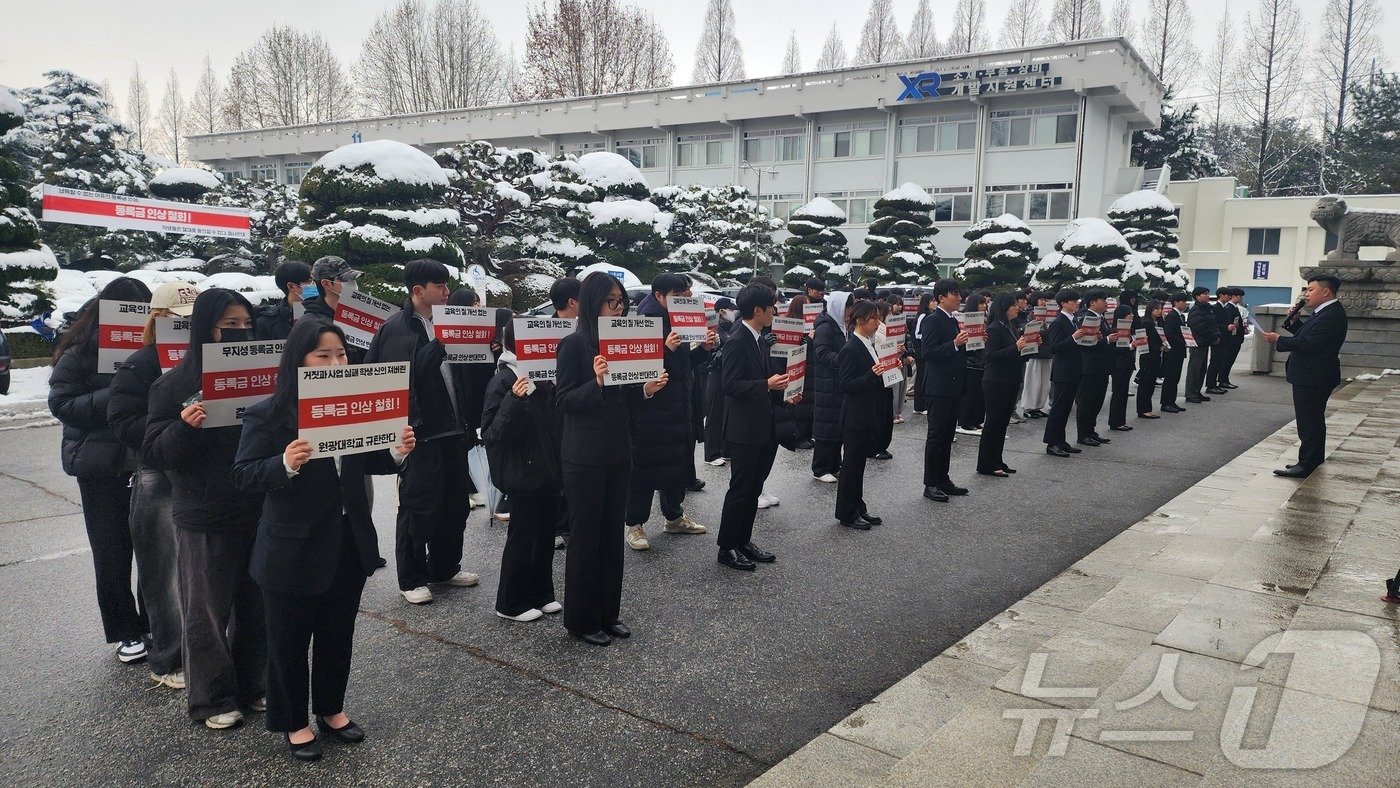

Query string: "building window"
[560, 140, 607, 156]
[929, 186, 974, 223]
[758, 193, 805, 222]
[742, 128, 805, 163]
[988, 105, 1077, 148]
[677, 133, 732, 167]
[616, 138, 664, 169]
[249, 164, 278, 183]
[216, 167, 243, 182]
[1247, 228, 1281, 255]
[898, 114, 976, 154]
[284, 161, 313, 186]
[984, 183, 1072, 221]
[817, 121, 886, 159]
[817, 190, 881, 225]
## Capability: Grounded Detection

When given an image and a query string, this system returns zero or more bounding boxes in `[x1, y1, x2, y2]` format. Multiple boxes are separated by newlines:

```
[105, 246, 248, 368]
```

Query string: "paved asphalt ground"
[0, 371, 1296, 786]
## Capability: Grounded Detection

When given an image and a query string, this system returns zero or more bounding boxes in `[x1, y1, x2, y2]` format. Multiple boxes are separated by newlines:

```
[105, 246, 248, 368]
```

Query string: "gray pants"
[177, 528, 266, 721]
[129, 468, 182, 676]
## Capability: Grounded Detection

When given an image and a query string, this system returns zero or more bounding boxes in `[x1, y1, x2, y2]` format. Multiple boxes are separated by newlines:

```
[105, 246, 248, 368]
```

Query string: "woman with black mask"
[142, 288, 267, 730]
[233, 320, 415, 761]
[48, 277, 152, 666]
[978, 293, 1035, 476]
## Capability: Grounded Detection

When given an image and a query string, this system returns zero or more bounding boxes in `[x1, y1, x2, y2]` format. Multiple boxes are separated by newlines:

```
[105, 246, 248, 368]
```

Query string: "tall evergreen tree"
[782, 197, 849, 287]
[1029, 218, 1132, 291]
[859, 184, 939, 285]
[1107, 190, 1188, 291]
[1335, 72, 1400, 194]
[0, 87, 58, 325]
[954, 213, 1038, 290]
[1132, 91, 1221, 179]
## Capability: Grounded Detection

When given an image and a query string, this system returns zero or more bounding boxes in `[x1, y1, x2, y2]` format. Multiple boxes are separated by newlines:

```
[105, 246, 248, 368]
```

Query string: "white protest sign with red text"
[97, 300, 150, 373]
[770, 317, 806, 350]
[1021, 319, 1044, 356]
[884, 314, 906, 340]
[41, 185, 250, 239]
[431, 305, 495, 363]
[200, 340, 284, 428]
[875, 336, 904, 387]
[782, 344, 806, 400]
[960, 311, 987, 351]
[298, 362, 410, 459]
[514, 317, 575, 383]
[598, 317, 664, 386]
[803, 302, 824, 330]
[666, 295, 708, 343]
[335, 288, 397, 350]
[154, 315, 191, 371]
[1116, 319, 1134, 348]
[904, 296, 922, 313]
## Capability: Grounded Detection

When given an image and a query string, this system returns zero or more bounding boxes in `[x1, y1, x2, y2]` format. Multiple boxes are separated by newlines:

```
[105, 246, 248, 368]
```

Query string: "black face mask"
[217, 328, 251, 343]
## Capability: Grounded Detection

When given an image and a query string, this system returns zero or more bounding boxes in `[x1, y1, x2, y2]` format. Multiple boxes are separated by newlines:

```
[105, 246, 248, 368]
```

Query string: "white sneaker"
[757, 492, 780, 509]
[493, 511, 511, 523]
[663, 514, 707, 534]
[955, 426, 982, 436]
[469, 493, 485, 508]
[443, 570, 480, 587]
[706, 457, 727, 466]
[913, 410, 927, 415]
[541, 601, 563, 614]
[150, 670, 185, 690]
[496, 608, 543, 622]
[814, 473, 838, 483]
[1009, 415, 1025, 424]
[116, 639, 147, 664]
[554, 535, 566, 549]
[402, 586, 434, 604]
[205, 710, 244, 730]
[625, 525, 651, 550]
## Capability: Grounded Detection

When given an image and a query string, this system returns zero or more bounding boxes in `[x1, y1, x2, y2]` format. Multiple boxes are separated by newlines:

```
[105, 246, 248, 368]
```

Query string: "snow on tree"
[284, 139, 463, 302]
[1132, 91, 1221, 179]
[0, 86, 58, 326]
[692, 0, 745, 83]
[782, 197, 849, 288]
[955, 213, 1038, 290]
[435, 141, 546, 271]
[560, 152, 671, 282]
[1029, 218, 1133, 292]
[652, 184, 779, 282]
[1107, 190, 1188, 291]
[149, 166, 222, 202]
[859, 183, 939, 285]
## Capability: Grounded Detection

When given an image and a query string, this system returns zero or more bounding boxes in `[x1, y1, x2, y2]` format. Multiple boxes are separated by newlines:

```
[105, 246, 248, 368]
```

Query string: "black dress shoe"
[1273, 465, 1313, 478]
[718, 548, 756, 570]
[1046, 445, 1072, 458]
[923, 485, 949, 502]
[794, 439, 814, 450]
[688, 479, 706, 492]
[1138, 413, 1161, 419]
[1162, 404, 1185, 412]
[1206, 387, 1228, 395]
[1223, 383, 1238, 389]
[1184, 397, 1203, 404]
[1110, 425, 1133, 432]
[839, 516, 872, 530]
[739, 542, 776, 563]
[977, 469, 1009, 477]
[604, 621, 631, 639]
[1076, 437, 1102, 447]
[286, 733, 323, 761]
[1092, 435, 1111, 443]
[571, 629, 613, 645]
[872, 451, 893, 460]
[1061, 443, 1082, 453]
[938, 482, 969, 496]
[317, 717, 365, 743]
[1001, 466, 1016, 474]
[860, 512, 882, 525]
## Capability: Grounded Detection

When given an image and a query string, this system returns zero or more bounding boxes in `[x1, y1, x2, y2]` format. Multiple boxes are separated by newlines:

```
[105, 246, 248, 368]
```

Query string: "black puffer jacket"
[480, 360, 563, 498]
[49, 343, 133, 479]
[254, 299, 295, 341]
[364, 302, 470, 441]
[298, 296, 365, 364]
[810, 310, 844, 443]
[108, 343, 162, 455]
[627, 294, 700, 491]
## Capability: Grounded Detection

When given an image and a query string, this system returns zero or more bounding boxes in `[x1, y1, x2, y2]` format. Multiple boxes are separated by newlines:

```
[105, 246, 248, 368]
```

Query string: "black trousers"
[873, 387, 894, 455]
[691, 369, 708, 441]
[703, 368, 727, 462]
[835, 428, 873, 522]
[496, 494, 561, 616]
[77, 475, 146, 644]
[1160, 354, 1185, 407]
[1206, 337, 1233, 388]
[177, 527, 266, 721]
[913, 359, 930, 412]
[977, 379, 1017, 473]
[1293, 384, 1332, 470]
[1222, 340, 1244, 385]
[1136, 355, 1161, 415]
[718, 440, 777, 550]
[394, 434, 469, 590]
[811, 438, 842, 477]
[1185, 346, 1210, 398]
[922, 393, 960, 487]
[958, 368, 985, 429]
[261, 525, 366, 733]
[1075, 374, 1109, 440]
[624, 484, 684, 526]
[1042, 380, 1078, 446]
[1108, 367, 1133, 428]
[562, 459, 628, 635]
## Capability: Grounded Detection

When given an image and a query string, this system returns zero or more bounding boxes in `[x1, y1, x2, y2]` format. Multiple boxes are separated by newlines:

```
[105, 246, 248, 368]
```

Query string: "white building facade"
[188, 38, 1163, 267]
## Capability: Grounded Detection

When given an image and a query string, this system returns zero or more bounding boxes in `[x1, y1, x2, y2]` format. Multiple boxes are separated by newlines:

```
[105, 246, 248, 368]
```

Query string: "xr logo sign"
[897, 71, 943, 101]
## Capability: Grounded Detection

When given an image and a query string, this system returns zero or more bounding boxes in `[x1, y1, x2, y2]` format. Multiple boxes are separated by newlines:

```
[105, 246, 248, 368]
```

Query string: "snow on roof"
[1107, 190, 1176, 215]
[793, 197, 847, 222]
[574, 151, 648, 190]
[150, 167, 222, 189]
[0, 86, 25, 121]
[315, 139, 449, 187]
[883, 183, 934, 206]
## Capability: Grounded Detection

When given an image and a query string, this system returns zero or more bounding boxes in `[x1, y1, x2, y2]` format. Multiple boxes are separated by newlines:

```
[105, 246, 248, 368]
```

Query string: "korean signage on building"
[897, 63, 1061, 101]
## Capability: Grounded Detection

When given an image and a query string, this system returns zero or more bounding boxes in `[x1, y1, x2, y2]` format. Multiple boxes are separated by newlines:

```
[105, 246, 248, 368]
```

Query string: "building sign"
[897, 63, 1061, 101]
[1252, 260, 1270, 280]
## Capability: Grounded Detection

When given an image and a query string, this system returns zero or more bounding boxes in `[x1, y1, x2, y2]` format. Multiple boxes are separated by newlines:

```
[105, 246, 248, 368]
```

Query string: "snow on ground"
[1, 365, 51, 405]
[150, 167, 222, 189]
[315, 139, 450, 187]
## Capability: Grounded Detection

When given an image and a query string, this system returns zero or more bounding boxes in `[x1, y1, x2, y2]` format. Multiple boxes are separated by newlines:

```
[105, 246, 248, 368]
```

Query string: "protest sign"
[97, 299, 150, 373]
[1182, 326, 1198, 348]
[875, 336, 904, 387]
[961, 311, 986, 351]
[335, 288, 397, 350]
[666, 295, 708, 343]
[154, 315, 191, 371]
[41, 184, 251, 239]
[513, 317, 575, 383]
[782, 344, 806, 399]
[1021, 319, 1044, 356]
[1076, 314, 1102, 347]
[1116, 318, 1134, 348]
[884, 314, 906, 339]
[904, 296, 922, 313]
[200, 340, 284, 427]
[803, 301, 824, 330]
[598, 317, 664, 385]
[771, 317, 805, 349]
[297, 362, 410, 459]
[1133, 328, 1149, 354]
[432, 305, 495, 363]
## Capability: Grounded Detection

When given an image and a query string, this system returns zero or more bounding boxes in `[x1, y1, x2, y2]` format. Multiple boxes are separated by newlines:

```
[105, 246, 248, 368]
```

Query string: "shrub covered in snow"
[1107, 190, 1188, 291]
[435, 141, 551, 275]
[954, 213, 1038, 290]
[149, 167, 222, 201]
[0, 86, 57, 326]
[1029, 218, 1133, 292]
[859, 183, 940, 285]
[783, 197, 849, 288]
[652, 184, 778, 282]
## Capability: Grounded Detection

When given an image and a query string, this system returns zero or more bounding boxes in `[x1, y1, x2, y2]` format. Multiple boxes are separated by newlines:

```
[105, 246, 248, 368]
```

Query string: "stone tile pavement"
[753, 376, 1400, 787]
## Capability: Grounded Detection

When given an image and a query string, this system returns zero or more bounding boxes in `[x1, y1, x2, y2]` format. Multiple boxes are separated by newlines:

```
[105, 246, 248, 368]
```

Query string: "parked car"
[0, 332, 11, 396]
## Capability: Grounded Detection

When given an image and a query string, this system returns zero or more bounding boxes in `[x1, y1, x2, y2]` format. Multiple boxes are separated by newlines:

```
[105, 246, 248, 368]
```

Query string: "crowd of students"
[47, 256, 1260, 762]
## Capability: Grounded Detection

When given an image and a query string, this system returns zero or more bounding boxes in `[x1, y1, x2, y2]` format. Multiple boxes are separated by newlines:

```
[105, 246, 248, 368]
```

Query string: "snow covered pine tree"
[859, 183, 940, 286]
[782, 197, 850, 288]
[0, 86, 58, 325]
[1107, 190, 1188, 291]
[653, 184, 778, 283]
[1029, 217, 1134, 292]
[954, 213, 1039, 290]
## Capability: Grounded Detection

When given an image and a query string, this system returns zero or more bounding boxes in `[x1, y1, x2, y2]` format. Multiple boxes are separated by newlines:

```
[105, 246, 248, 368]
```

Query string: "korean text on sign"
[875, 336, 904, 387]
[803, 301, 825, 330]
[961, 311, 987, 351]
[666, 295, 708, 343]
[432, 304, 496, 364]
[598, 316, 663, 386]
[884, 314, 906, 339]
[154, 315, 191, 372]
[770, 317, 806, 351]
[97, 299, 151, 373]
[782, 344, 806, 400]
[514, 317, 575, 382]
[298, 361, 411, 459]
[334, 288, 397, 350]
[200, 340, 284, 428]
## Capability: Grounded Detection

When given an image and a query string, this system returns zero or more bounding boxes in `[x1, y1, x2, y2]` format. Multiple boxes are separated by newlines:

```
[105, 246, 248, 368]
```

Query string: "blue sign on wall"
[351, 132, 363, 144]
[1252, 260, 1270, 280]
[897, 72, 943, 101]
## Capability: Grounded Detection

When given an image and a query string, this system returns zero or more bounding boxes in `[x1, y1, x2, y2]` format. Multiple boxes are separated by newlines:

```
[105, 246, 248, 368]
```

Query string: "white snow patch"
[493, 181, 531, 206]
[1108, 190, 1176, 215]
[315, 140, 449, 187]
[883, 182, 934, 206]
[583, 200, 671, 234]
[0, 245, 59, 274]
[0, 365, 52, 404]
[792, 197, 846, 222]
[141, 257, 206, 272]
[0, 86, 25, 121]
[574, 152, 647, 190]
[367, 207, 460, 227]
[151, 167, 222, 190]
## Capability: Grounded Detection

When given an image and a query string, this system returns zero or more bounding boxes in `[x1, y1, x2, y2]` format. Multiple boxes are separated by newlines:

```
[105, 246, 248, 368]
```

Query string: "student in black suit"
[554, 273, 669, 645]
[717, 284, 798, 569]
[232, 321, 415, 761]
[1205, 286, 1239, 393]
[1160, 293, 1189, 412]
[919, 278, 971, 502]
[1184, 286, 1219, 403]
[834, 300, 886, 529]
[1042, 289, 1092, 458]
[1136, 299, 1166, 419]
[1261, 274, 1349, 477]
[1074, 290, 1113, 447]
[978, 293, 1035, 476]
[1107, 289, 1140, 431]
[1220, 287, 1248, 388]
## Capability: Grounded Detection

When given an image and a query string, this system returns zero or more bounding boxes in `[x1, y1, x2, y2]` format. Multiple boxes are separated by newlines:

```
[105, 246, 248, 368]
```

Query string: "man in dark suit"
[1220, 287, 1248, 388]
[1184, 286, 1219, 403]
[1205, 286, 1238, 394]
[1261, 274, 1349, 478]
[1074, 290, 1113, 446]
[716, 284, 791, 570]
[919, 278, 971, 502]
[1042, 289, 1092, 457]
[1160, 293, 1189, 412]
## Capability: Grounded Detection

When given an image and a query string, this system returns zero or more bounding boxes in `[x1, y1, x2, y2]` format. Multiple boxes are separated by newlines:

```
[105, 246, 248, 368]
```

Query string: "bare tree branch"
[1238, 0, 1305, 195]
[781, 30, 802, 74]
[816, 23, 847, 70]
[946, 0, 990, 54]
[1140, 0, 1200, 93]
[693, 0, 745, 82]
[1049, 0, 1104, 41]
[999, 0, 1047, 48]
[126, 64, 150, 151]
[520, 0, 675, 99]
[904, 0, 941, 58]
[856, 0, 904, 64]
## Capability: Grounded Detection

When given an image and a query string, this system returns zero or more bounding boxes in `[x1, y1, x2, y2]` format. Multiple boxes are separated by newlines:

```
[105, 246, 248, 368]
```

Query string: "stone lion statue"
[1311, 195, 1400, 262]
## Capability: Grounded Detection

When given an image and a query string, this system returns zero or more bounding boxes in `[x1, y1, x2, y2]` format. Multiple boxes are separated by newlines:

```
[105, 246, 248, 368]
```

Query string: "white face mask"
[720, 309, 736, 323]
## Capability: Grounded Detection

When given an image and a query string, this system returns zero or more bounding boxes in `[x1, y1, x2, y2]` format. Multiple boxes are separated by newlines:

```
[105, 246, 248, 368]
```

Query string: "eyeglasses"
[605, 297, 626, 309]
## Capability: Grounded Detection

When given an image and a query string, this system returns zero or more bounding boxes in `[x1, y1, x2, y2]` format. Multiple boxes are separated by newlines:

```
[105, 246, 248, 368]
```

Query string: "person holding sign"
[1074, 290, 1114, 447]
[809, 290, 848, 483]
[1136, 299, 1166, 419]
[919, 279, 971, 503]
[785, 296, 816, 447]
[1042, 289, 1093, 458]
[956, 294, 988, 436]
[142, 288, 268, 730]
[233, 320, 416, 761]
[1018, 291, 1053, 420]
[1184, 286, 1219, 404]
[298, 257, 366, 362]
[1160, 293, 1190, 413]
[555, 273, 668, 645]
[834, 300, 887, 529]
[1107, 289, 1140, 432]
[48, 277, 153, 668]
[978, 293, 1037, 477]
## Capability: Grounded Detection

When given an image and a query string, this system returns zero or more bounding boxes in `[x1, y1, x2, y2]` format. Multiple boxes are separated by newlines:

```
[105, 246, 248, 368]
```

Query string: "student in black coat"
[957, 293, 988, 433]
[232, 321, 414, 761]
[142, 288, 267, 729]
[910, 293, 935, 415]
[978, 294, 1036, 476]
[784, 295, 816, 447]
[48, 277, 152, 664]
[1107, 289, 1140, 431]
[253, 261, 313, 342]
[555, 272, 669, 645]
[809, 290, 847, 481]
[296, 256, 367, 364]
[1220, 287, 1248, 387]
[919, 279, 971, 501]
[702, 299, 737, 464]
[1074, 290, 1114, 446]
[1042, 289, 1091, 457]
[1205, 286, 1239, 393]
[834, 300, 886, 528]
[1160, 293, 1190, 412]
[1261, 274, 1349, 477]
[1184, 286, 1219, 403]
[1136, 299, 1166, 419]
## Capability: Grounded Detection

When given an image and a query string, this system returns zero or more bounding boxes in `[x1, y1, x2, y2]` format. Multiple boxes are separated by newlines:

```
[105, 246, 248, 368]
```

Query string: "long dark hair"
[844, 299, 880, 333]
[989, 292, 1020, 327]
[918, 292, 934, 316]
[575, 271, 627, 348]
[786, 294, 808, 318]
[1145, 299, 1164, 323]
[963, 293, 986, 314]
[179, 288, 255, 377]
[52, 277, 153, 363]
[267, 320, 347, 424]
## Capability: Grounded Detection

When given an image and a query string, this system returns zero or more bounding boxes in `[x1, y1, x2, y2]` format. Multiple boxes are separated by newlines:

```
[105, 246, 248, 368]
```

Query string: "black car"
[0, 331, 11, 396]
